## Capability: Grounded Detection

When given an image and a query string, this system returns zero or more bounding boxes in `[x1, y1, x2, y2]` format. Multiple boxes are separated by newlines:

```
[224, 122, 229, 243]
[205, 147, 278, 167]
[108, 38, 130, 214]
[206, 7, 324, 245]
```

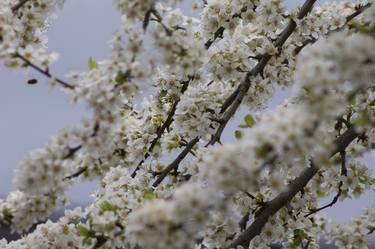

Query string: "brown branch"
[11, 0, 30, 12]
[62, 124, 100, 180]
[227, 127, 359, 249]
[239, 212, 250, 231]
[63, 166, 87, 181]
[14, 52, 75, 90]
[294, 3, 372, 55]
[211, 1, 370, 145]
[152, 136, 199, 187]
[208, 0, 318, 146]
[131, 78, 191, 178]
[205, 26, 225, 49]
[305, 151, 347, 217]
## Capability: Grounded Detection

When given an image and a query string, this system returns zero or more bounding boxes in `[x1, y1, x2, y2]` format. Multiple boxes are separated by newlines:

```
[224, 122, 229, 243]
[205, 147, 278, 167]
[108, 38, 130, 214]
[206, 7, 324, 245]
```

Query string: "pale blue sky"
[0, 0, 373, 224]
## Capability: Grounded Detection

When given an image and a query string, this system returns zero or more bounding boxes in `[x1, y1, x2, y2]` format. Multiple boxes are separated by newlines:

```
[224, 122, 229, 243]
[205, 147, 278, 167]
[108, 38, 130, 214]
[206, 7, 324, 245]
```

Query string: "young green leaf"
[76, 225, 92, 237]
[144, 189, 156, 199]
[234, 130, 242, 139]
[88, 57, 98, 70]
[99, 201, 118, 212]
[115, 72, 126, 84]
[244, 114, 255, 127]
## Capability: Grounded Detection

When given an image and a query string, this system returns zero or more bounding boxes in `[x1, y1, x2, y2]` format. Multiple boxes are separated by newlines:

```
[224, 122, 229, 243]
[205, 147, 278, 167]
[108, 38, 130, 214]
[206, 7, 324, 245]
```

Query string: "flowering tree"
[0, 0, 374, 248]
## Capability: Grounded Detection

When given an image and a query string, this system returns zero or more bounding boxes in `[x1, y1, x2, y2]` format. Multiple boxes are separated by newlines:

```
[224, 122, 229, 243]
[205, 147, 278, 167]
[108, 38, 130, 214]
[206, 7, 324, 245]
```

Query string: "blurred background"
[0, 0, 374, 245]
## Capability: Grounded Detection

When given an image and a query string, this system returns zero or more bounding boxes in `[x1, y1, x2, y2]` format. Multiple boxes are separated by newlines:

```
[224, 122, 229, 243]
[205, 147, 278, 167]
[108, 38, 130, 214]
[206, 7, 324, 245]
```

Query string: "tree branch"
[293, 2, 371, 55]
[305, 151, 347, 217]
[152, 136, 199, 187]
[14, 52, 75, 90]
[11, 0, 30, 12]
[208, 0, 318, 145]
[212, 1, 370, 145]
[131, 78, 192, 178]
[205, 26, 225, 49]
[227, 127, 359, 249]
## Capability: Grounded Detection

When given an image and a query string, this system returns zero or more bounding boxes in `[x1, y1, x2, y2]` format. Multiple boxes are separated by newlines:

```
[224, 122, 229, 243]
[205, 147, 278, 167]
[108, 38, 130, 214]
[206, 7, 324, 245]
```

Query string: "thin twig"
[152, 136, 199, 187]
[208, 0, 318, 146]
[131, 78, 191, 178]
[14, 52, 75, 90]
[11, 0, 30, 12]
[63, 167, 88, 181]
[205, 27, 225, 49]
[294, 3, 371, 55]
[305, 151, 347, 217]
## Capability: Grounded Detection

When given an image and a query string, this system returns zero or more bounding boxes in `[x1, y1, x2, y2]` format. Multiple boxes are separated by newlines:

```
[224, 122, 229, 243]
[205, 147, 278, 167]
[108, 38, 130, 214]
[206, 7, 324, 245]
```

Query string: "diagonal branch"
[227, 127, 359, 249]
[152, 136, 199, 187]
[208, 0, 318, 145]
[11, 0, 30, 12]
[294, 3, 372, 55]
[210, 1, 371, 146]
[14, 52, 75, 90]
[131, 78, 191, 178]
[304, 151, 347, 217]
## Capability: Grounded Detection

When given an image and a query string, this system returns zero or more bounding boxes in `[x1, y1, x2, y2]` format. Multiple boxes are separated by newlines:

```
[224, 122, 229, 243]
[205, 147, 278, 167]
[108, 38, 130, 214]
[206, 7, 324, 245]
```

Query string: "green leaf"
[115, 72, 126, 85]
[255, 143, 273, 159]
[76, 225, 91, 237]
[234, 130, 242, 139]
[144, 189, 156, 199]
[88, 57, 98, 70]
[244, 114, 255, 127]
[353, 113, 371, 126]
[99, 201, 118, 212]
[352, 22, 375, 36]
[238, 124, 248, 129]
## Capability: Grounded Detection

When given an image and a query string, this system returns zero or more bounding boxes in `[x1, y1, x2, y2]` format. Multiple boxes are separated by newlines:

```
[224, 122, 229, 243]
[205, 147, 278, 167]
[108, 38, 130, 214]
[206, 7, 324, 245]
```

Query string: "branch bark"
[131, 78, 191, 178]
[227, 127, 359, 249]
[11, 0, 30, 12]
[152, 136, 199, 187]
[208, 0, 318, 145]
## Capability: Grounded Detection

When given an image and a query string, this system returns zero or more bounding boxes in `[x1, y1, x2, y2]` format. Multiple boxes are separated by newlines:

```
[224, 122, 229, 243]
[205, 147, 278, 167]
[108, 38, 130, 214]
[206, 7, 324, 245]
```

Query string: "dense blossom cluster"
[327, 208, 375, 249]
[0, 0, 374, 249]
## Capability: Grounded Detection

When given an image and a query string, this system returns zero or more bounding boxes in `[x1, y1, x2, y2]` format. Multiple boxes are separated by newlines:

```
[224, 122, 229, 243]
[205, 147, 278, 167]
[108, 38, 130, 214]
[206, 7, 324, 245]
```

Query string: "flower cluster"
[174, 81, 231, 139]
[126, 183, 213, 249]
[327, 207, 375, 249]
[0, 0, 374, 249]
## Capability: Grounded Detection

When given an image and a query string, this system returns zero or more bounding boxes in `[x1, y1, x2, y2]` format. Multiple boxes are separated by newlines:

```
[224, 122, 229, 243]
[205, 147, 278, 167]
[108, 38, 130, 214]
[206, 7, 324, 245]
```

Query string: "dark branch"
[205, 26, 225, 49]
[239, 212, 250, 231]
[63, 166, 88, 181]
[14, 52, 75, 90]
[131, 78, 191, 178]
[152, 136, 199, 187]
[305, 151, 347, 217]
[11, 0, 30, 12]
[294, 2, 372, 55]
[208, 0, 317, 145]
[227, 127, 359, 249]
